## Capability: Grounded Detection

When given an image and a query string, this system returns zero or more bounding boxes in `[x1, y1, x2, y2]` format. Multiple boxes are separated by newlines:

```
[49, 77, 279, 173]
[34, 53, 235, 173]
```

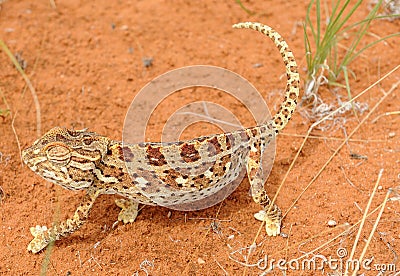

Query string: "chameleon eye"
[46, 144, 71, 165]
[82, 136, 94, 145]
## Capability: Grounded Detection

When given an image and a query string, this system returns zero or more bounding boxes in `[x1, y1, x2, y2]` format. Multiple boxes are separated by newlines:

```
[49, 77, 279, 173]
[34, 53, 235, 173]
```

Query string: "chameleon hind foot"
[254, 208, 281, 236]
[27, 225, 51, 253]
[115, 199, 139, 224]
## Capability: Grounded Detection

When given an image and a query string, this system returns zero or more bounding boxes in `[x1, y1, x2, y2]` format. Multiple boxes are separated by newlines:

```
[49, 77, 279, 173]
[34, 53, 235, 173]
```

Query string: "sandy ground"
[0, 1, 399, 275]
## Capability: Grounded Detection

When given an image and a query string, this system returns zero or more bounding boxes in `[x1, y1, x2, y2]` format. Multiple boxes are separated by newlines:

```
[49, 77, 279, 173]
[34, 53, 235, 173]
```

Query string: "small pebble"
[327, 220, 337, 227]
[388, 132, 396, 138]
[167, 211, 172, 218]
[197, 257, 205, 264]
[142, 57, 153, 68]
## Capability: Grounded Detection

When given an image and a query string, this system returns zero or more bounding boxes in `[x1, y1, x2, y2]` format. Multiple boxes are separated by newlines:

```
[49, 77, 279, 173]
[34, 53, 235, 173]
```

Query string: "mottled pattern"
[22, 22, 300, 253]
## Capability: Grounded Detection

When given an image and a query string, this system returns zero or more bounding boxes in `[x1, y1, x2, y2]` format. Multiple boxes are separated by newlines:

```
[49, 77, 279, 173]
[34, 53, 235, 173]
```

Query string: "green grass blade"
[235, 0, 255, 15]
[303, 23, 313, 75]
[316, 0, 321, 49]
[346, 32, 400, 66]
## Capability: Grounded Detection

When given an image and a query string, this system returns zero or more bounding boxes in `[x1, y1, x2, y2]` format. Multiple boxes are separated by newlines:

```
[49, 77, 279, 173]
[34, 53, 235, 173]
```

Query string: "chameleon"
[22, 22, 300, 253]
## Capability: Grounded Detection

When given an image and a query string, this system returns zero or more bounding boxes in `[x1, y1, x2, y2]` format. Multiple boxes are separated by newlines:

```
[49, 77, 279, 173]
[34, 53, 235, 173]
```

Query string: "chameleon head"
[22, 127, 109, 190]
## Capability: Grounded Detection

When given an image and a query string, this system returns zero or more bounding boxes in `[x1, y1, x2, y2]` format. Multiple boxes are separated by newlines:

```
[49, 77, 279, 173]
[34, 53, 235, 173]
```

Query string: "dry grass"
[238, 65, 399, 275]
[0, 39, 41, 137]
[302, 0, 399, 125]
[1, 1, 398, 274]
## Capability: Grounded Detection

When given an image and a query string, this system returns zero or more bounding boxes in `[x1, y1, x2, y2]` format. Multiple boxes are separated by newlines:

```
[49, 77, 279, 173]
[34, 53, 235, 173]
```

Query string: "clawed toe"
[27, 225, 50, 254]
[254, 210, 281, 236]
[115, 199, 139, 224]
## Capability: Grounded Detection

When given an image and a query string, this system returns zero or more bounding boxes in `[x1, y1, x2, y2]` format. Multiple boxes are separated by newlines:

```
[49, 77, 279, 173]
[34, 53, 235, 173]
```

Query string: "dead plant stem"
[0, 39, 41, 137]
[283, 74, 400, 218]
[347, 169, 383, 276]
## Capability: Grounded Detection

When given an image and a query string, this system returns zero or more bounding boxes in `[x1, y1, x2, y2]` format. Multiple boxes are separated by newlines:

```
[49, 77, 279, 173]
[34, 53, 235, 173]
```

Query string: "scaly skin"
[22, 22, 300, 253]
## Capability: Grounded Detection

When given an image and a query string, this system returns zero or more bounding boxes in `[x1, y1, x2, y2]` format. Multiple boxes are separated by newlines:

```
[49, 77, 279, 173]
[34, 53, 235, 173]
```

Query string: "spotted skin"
[22, 22, 300, 253]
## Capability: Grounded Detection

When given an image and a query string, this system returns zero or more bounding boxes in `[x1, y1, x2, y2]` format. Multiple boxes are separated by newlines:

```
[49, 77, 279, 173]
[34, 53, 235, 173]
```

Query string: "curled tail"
[232, 22, 300, 134]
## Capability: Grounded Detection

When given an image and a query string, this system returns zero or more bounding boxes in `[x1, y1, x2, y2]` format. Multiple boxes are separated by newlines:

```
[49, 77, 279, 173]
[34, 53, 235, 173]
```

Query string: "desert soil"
[0, 1, 399, 275]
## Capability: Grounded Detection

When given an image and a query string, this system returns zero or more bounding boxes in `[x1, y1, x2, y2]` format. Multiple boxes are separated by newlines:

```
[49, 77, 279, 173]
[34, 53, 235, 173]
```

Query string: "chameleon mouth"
[21, 147, 43, 172]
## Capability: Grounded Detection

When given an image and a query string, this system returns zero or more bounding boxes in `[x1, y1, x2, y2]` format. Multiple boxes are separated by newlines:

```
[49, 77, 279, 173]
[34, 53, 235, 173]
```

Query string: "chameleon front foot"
[115, 199, 139, 223]
[254, 209, 281, 236]
[27, 225, 52, 254]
